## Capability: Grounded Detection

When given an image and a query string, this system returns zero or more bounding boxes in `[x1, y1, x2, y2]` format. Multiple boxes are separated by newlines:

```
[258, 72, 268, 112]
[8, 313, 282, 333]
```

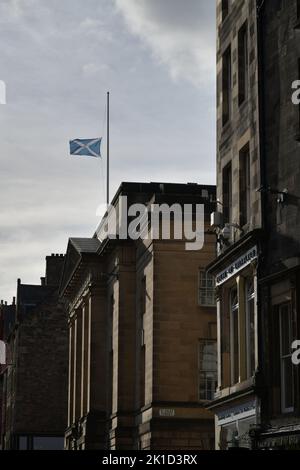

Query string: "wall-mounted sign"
[159, 409, 175, 417]
[216, 246, 258, 287]
[217, 399, 258, 426]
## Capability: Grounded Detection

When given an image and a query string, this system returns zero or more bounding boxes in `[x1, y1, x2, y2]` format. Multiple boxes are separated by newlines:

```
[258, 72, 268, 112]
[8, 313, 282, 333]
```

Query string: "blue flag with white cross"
[69, 138, 102, 158]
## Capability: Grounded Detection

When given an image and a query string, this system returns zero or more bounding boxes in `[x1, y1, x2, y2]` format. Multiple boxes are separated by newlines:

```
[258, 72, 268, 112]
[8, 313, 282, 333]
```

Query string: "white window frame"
[198, 339, 218, 402]
[198, 270, 216, 307]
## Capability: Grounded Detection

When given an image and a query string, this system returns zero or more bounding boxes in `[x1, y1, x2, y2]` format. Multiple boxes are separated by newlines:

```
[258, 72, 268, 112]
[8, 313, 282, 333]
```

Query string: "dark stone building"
[257, 0, 300, 449]
[0, 299, 16, 450]
[1, 254, 68, 450]
[207, 0, 263, 450]
[61, 182, 218, 450]
[208, 0, 300, 450]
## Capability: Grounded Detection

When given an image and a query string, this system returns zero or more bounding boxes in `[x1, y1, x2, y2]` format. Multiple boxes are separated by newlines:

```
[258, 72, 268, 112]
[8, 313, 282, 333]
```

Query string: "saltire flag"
[69, 138, 102, 158]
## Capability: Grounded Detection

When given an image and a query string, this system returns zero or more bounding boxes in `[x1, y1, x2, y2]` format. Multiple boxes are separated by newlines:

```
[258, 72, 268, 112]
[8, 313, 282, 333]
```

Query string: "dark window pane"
[283, 358, 294, 410]
[248, 298, 255, 376]
[33, 437, 64, 450]
[19, 436, 27, 450]
[222, 47, 231, 126]
[222, 0, 229, 21]
[223, 163, 232, 224]
[238, 22, 248, 105]
[231, 288, 239, 384]
[239, 144, 250, 227]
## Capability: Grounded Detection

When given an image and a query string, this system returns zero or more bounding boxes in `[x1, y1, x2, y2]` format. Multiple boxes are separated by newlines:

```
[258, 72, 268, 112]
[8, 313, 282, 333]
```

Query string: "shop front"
[207, 236, 262, 450]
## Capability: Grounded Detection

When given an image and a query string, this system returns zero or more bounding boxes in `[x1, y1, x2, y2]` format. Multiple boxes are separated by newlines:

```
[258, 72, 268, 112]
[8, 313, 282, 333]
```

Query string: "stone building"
[207, 0, 300, 450]
[207, 0, 263, 450]
[0, 299, 16, 450]
[61, 182, 218, 450]
[255, 0, 300, 449]
[1, 254, 68, 450]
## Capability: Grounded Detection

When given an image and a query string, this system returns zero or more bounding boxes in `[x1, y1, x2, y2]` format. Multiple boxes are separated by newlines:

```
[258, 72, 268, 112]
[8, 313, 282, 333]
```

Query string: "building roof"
[69, 238, 101, 254]
[59, 238, 101, 297]
[109, 182, 216, 207]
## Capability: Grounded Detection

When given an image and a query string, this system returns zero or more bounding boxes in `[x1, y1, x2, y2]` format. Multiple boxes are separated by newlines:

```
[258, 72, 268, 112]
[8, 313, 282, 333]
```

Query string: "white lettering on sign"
[159, 409, 175, 417]
[217, 400, 257, 426]
[216, 246, 258, 287]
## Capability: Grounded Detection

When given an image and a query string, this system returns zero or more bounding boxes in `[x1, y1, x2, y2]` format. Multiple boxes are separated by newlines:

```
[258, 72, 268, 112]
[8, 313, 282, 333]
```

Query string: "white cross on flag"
[69, 138, 102, 158]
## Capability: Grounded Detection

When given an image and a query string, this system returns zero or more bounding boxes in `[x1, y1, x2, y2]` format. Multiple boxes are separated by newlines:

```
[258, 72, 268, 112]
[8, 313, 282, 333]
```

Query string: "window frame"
[222, 162, 233, 225]
[238, 21, 249, 106]
[198, 270, 216, 307]
[222, 45, 232, 127]
[245, 278, 255, 378]
[230, 287, 239, 385]
[221, 0, 229, 22]
[198, 339, 218, 402]
[239, 144, 251, 228]
[279, 303, 295, 414]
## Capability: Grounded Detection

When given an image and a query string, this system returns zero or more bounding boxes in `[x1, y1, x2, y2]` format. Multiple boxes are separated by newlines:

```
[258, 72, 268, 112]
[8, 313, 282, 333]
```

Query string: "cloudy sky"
[0, 0, 216, 301]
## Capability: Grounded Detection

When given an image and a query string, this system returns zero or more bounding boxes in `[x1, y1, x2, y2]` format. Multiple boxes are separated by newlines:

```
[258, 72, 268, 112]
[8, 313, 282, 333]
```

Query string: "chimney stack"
[45, 253, 65, 286]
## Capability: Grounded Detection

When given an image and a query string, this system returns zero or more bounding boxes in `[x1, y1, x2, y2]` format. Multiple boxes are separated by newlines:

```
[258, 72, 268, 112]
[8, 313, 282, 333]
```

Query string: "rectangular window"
[33, 436, 64, 450]
[140, 345, 146, 407]
[198, 340, 217, 401]
[239, 144, 251, 227]
[223, 162, 232, 224]
[222, 0, 229, 21]
[222, 46, 232, 126]
[230, 288, 239, 385]
[140, 276, 146, 408]
[279, 304, 294, 414]
[19, 436, 28, 450]
[109, 295, 114, 352]
[108, 295, 114, 415]
[245, 278, 255, 378]
[238, 22, 248, 105]
[198, 271, 216, 307]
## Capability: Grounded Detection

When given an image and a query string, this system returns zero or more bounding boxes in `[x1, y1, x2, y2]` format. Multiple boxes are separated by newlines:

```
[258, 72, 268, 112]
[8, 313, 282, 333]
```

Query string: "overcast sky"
[0, 0, 216, 301]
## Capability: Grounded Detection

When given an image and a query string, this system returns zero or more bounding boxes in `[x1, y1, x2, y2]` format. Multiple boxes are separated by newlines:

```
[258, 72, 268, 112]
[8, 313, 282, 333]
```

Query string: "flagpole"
[106, 91, 110, 206]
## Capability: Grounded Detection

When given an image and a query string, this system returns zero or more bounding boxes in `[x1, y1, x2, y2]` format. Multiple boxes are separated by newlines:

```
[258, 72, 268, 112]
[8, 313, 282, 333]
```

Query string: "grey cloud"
[0, 0, 216, 301]
[114, 0, 216, 86]
[117, 0, 214, 34]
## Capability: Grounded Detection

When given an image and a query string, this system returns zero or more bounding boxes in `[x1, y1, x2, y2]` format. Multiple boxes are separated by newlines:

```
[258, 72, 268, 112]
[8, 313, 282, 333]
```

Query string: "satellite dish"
[0, 340, 6, 365]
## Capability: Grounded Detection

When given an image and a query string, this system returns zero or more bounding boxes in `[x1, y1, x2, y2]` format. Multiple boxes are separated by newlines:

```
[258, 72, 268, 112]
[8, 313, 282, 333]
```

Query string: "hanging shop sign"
[216, 246, 258, 287]
[217, 399, 258, 426]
